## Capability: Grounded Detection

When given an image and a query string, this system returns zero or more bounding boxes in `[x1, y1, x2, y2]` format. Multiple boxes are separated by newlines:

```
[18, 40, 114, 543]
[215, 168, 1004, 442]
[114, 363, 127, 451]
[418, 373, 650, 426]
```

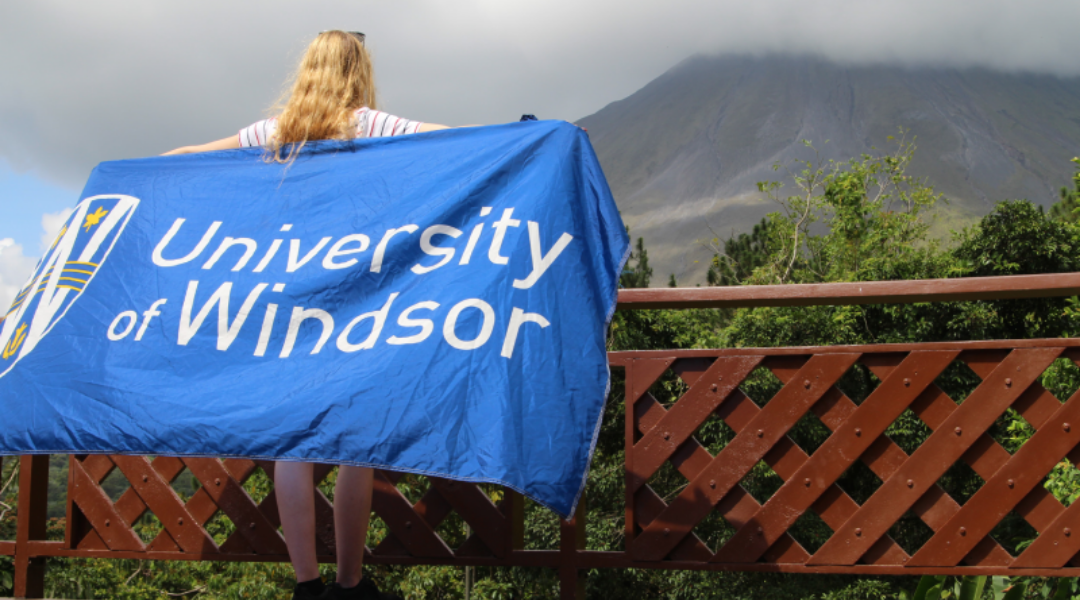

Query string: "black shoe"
[291, 578, 328, 600]
[325, 578, 403, 600]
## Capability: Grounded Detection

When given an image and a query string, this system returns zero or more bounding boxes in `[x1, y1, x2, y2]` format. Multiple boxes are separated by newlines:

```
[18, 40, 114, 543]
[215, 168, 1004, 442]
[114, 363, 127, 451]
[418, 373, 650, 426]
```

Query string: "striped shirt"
[238, 107, 424, 147]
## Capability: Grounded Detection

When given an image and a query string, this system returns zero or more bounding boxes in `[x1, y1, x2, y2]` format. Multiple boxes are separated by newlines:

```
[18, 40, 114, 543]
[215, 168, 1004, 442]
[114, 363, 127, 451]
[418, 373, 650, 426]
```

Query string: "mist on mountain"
[578, 54, 1080, 284]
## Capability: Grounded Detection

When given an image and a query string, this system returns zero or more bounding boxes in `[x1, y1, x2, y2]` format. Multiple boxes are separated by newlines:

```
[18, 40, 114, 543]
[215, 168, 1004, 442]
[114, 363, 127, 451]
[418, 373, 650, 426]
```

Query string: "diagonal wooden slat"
[628, 358, 677, 405]
[245, 461, 337, 556]
[732, 361, 915, 563]
[714, 351, 959, 563]
[632, 353, 861, 561]
[634, 392, 805, 557]
[1012, 492, 1080, 568]
[638, 369, 910, 563]
[80, 454, 115, 484]
[182, 458, 287, 555]
[808, 347, 1062, 566]
[775, 355, 983, 555]
[68, 458, 144, 552]
[636, 485, 714, 561]
[671, 357, 720, 388]
[429, 480, 509, 558]
[370, 471, 454, 558]
[631, 356, 763, 492]
[864, 361, 1070, 563]
[110, 456, 218, 554]
[860, 366, 1015, 564]
[911, 385, 1080, 567]
[374, 481, 454, 556]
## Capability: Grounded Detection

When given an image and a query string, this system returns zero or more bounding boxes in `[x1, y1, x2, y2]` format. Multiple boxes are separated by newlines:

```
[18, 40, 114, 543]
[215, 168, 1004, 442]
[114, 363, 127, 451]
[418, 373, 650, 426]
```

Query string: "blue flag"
[0, 121, 628, 516]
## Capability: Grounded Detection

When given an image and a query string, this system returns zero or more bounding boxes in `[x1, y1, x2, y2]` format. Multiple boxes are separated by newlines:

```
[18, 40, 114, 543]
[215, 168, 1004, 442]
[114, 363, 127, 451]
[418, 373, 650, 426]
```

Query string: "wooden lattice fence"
[5, 273, 1080, 598]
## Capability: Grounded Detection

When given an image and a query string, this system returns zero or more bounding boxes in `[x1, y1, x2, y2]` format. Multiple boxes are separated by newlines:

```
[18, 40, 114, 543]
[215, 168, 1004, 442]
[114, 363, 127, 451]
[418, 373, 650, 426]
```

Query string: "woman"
[165, 30, 453, 600]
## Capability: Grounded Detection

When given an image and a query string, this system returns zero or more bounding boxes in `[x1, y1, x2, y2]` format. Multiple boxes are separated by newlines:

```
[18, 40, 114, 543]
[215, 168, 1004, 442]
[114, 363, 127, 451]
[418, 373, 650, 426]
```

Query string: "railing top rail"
[616, 272, 1080, 310]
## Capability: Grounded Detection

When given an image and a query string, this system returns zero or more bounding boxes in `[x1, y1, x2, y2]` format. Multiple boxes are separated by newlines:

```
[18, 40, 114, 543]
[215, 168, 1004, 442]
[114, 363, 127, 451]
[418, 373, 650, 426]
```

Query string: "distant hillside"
[577, 55, 1080, 284]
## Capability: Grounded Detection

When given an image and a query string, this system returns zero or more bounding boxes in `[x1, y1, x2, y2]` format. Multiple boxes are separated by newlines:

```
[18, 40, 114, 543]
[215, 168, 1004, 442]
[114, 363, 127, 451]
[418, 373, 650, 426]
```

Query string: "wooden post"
[14, 455, 49, 598]
[504, 489, 525, 554]
[559, 495, 586, 600]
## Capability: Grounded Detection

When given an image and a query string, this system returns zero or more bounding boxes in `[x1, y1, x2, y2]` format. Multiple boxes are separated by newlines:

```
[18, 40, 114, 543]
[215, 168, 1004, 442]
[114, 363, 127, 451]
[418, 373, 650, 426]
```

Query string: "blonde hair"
[266, 30, 377, 163]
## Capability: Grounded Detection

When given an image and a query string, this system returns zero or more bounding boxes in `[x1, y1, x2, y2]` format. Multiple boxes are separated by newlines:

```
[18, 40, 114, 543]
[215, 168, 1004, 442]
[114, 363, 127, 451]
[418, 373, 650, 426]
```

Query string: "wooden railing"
[5, 273, 1080, 598]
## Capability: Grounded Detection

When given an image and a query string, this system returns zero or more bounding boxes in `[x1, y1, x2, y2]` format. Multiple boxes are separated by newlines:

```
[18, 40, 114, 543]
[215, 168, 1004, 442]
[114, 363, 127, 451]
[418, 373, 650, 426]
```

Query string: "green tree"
[620, 237, 652, 288]
[953, 200, 1080, 340]
[1050, 157, 1080, 223]
[749, 133, 942, 285]
[706, 218, 773, 286]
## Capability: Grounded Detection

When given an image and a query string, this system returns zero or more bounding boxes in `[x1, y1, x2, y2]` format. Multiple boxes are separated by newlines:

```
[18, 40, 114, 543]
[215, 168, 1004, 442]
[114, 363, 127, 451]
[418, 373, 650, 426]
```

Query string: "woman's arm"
[162, 135, 241, 156]
[417, 123, 452, 133]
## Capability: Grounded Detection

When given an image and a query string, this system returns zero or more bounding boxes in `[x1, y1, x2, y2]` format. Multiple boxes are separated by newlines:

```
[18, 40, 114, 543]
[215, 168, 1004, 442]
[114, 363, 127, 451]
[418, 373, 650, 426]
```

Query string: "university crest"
[0, 194, 139, 378]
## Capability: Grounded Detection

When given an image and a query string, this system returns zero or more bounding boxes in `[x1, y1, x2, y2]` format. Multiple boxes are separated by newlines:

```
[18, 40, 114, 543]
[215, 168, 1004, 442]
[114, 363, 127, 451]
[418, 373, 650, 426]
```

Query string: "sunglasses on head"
[321, 30, 365, 44]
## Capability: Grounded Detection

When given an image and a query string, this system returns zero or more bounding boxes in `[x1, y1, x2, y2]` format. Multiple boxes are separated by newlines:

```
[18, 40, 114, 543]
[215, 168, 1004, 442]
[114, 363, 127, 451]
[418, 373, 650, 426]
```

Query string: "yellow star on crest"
[83, 207, 109, 232]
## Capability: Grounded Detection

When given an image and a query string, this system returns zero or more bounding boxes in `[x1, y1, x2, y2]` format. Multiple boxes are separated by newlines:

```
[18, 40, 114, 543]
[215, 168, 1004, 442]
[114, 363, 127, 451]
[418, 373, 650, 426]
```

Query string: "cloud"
[0, 238, 36, 316]
[0, 208, 76, 315]
[40, 208, 73, 252]
[3, 0, 1080, 192]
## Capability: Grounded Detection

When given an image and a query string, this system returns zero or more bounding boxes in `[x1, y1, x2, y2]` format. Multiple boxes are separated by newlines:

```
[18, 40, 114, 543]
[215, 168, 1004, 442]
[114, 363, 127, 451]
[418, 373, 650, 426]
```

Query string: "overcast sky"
[2, 0, 1079, 306]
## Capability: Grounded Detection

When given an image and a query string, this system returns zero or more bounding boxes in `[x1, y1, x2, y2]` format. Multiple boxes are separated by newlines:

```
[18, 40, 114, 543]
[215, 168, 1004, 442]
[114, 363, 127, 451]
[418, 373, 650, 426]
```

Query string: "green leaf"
[990, 576, 1009, 600]
[911, 574, 947, 600]
[958, 576, 986, 600]
[1050, 576, 1075, 599]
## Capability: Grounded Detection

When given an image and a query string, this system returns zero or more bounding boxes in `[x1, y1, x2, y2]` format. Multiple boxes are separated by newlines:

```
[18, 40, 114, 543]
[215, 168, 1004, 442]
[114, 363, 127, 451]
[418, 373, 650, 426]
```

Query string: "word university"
[0, 121, 629, 516]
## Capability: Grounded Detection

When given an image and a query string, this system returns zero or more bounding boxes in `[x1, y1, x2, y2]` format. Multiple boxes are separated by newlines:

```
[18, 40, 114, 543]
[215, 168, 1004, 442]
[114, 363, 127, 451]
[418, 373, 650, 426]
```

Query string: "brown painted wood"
[616, 273, 1080, 310]
[867, 363, 1064, 557]
[65, 456, 92, 551]
[909, 384, 1080, 566]
[628, 358, 676, 406]
[110, 456, 219, 554]
[181, 458, 287, 555]
[67, 457, 144, 552]
[672, 357, 719, 387]
[857, 376, 1013, 563]
[675, 385, 908, 563]
[715, 351, 958, 564]
[429, 479, 508, 558]
[631, 356, 762, 492]
[80, 454, 115, 484]
[370, 470, 454, 558]
[610, 338, 1080, 360]
[632, 354, 860, 561]
[14, 456, 48, 599]
[712, 379, 910, 564]
[505, 490, 525, 553]
[808, 347, 1062, 566]
[560, 497, 586, 600]
[633, 393, 804, 560]
[624, 362, 641, 550]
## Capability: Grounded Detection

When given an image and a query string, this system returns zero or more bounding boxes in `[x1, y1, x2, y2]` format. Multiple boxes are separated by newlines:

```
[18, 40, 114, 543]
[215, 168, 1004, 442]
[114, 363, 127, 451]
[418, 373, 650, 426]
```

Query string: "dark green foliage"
[953, 200, 1080, 340]
[620, 237, 652, 289]
[707, 218, 773, 286]
[1, 457, 14, 596]
[955, 200, 1080, 277]
[1050, 158, 1080, 223]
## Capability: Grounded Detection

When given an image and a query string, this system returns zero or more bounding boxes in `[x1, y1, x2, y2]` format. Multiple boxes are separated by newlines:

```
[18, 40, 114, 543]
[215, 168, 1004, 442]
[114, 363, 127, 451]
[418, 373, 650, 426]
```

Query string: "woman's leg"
[275, 461, 321, 583]
[332, 466, 374, 587]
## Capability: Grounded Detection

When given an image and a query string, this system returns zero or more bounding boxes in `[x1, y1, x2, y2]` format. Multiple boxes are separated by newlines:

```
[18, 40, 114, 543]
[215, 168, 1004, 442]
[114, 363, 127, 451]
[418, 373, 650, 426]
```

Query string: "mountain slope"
[578, 55, 1080, 283]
